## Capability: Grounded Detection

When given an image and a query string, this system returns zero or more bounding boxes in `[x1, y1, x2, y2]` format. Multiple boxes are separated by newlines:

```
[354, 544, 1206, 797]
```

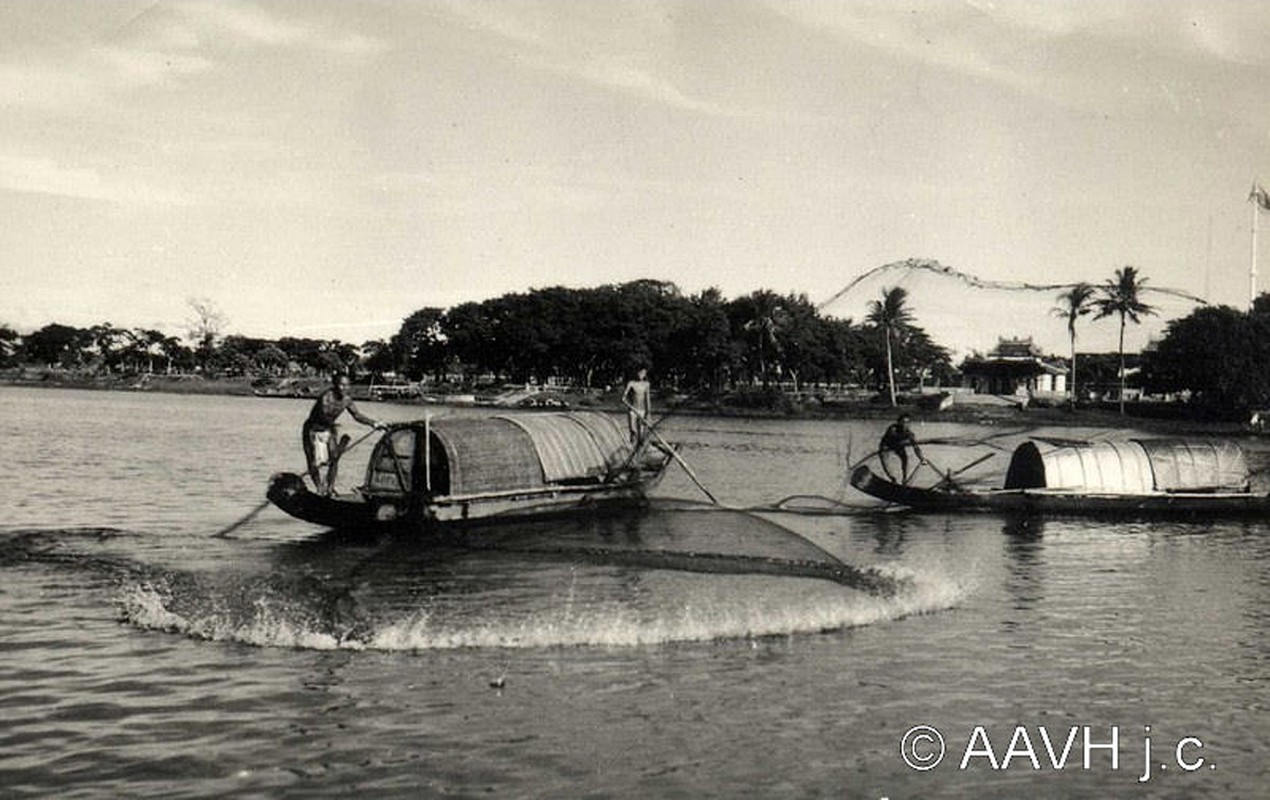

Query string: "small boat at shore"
[850, 438, 1270, 516]
[268, 411, 671, 531]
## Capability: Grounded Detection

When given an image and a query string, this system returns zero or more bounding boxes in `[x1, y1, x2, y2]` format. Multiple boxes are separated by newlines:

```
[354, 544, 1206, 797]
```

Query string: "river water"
[1, 386, 1266, 798]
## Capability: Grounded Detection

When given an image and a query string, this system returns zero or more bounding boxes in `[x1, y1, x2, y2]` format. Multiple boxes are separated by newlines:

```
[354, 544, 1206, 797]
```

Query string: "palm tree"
[1093, 266, 1156, 414]
[738, 290, 786, 388]
[866, 286, 914, 406]
[1052, 282, 1096, 407]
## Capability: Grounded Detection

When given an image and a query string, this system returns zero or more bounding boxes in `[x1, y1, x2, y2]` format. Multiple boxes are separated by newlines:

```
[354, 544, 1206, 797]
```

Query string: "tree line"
[0, 280, 954, 396]
[6, 271, 1270, 413]
[1141, 293, 1270, 412]
[1051, 265, 1270, 414]
[0, 320, 366, 380]
[382, 279, 951, 393]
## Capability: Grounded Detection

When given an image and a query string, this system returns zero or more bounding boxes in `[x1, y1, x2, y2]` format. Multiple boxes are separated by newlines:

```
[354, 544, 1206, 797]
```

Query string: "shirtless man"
[878, 413, 924, 485]
[302, 373, 384, 495]
[621, 367, 651, 444]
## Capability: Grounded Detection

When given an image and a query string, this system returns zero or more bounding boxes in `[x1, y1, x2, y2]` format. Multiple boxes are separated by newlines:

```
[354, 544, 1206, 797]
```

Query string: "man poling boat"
[302, 373, 388, 497]
[877, 413, 924, 485]
[267, 411, 673, 532]
[851, 438, 1270, 517]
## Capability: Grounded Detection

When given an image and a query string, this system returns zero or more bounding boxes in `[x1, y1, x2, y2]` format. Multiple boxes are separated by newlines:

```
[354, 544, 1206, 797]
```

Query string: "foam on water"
[118, 563, 971, 651]
[6, 520, 976, 652]
[369, 570, 967, 649]
[120, 580, 366, 651]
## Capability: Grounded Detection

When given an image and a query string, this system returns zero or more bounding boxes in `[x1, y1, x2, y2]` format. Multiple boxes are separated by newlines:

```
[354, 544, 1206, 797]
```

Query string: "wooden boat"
[268, 411, 671, 531]
[850, 438, 1270, 516]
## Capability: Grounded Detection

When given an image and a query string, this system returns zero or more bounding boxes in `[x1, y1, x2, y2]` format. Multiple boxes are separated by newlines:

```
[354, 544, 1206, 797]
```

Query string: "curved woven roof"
[1005, 439, 1248, 493]
[429, 412, 633, 495]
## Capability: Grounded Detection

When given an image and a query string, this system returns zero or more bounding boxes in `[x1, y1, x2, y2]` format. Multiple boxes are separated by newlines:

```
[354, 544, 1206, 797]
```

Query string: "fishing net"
[818, 258, 1206, 358]
[449, 503, 903, 595]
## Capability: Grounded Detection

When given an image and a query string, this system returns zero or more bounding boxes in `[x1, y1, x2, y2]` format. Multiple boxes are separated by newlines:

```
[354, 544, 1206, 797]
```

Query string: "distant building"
[961, 337, 1067, 396]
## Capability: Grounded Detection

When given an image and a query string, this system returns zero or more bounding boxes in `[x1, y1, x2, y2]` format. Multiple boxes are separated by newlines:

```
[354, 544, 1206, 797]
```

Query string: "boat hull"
[267, 473, 391, 531]
[267, 471, 663, 533]
[850, 465, 1270, 517]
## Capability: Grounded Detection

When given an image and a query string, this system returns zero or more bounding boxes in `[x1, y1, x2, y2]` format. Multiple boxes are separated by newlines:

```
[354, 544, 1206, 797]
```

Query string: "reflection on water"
[1001, 516, 1046, 612]
[865, 513, 911, 556]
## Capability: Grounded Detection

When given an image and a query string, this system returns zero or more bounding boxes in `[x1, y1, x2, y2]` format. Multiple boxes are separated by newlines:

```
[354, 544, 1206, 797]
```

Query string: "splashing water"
[118, 561, 971, 651]
[121, 580, 362, 651]
[11, 506, 974, 653]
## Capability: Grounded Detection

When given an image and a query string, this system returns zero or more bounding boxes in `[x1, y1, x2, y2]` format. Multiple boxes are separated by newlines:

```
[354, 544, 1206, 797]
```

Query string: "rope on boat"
[746, 494, 875, 515]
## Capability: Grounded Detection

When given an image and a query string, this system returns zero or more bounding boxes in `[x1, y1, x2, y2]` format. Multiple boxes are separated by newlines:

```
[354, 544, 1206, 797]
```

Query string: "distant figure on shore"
[303, 373, 384, 496]
[878, 413, 924, 485]
[622, 367, 652, 444]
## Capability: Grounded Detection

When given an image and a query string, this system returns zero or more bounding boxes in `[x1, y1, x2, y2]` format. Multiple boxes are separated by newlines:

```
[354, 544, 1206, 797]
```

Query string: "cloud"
[763, 0, 1270, 121]
[91, 44, 212, 85]
[761, 1, 1048, 93]
[433, 0, 733, 116]
[177, 0, 310, 47]
[0, 2, 391, 204]
[0, 153, 189, 205]
[585, 60, 733, 116]
[0, 61, 94, 110]
[1173, 4, 1270, 66]
[175, 0, 389, 54]
[0, 45, 212, 114]
[0, 0, 387, 112]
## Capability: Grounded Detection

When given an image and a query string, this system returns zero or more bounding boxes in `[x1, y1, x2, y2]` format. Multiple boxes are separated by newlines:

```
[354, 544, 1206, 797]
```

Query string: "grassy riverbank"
[2, 368, 260, 397]
[2, 367, 1252, 436]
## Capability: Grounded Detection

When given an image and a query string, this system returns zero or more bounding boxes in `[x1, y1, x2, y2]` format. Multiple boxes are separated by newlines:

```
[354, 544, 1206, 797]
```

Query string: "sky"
[2, 0, 1269, 358]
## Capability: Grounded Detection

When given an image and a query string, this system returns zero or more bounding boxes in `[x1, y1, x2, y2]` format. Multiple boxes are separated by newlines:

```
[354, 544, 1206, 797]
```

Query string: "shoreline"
[2, 370, 1253, 437]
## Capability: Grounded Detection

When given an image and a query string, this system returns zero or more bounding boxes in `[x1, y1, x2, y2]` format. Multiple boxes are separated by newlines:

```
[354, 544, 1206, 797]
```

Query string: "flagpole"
[1254, 189, 1260, 310]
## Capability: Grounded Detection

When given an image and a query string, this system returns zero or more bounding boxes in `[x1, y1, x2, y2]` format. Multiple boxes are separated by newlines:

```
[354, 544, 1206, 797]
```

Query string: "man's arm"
[347, 401, 382, 428]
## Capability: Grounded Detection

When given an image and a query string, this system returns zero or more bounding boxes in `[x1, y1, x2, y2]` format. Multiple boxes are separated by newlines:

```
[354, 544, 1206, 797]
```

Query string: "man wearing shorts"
[878, 413, 924, 485]
[303, 373, 384, 495]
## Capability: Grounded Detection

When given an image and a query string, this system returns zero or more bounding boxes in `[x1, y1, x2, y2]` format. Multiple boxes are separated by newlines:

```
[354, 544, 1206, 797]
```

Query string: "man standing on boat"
[878, 413, 924, 485]
[303, 373, 385, 496]
[622, 367, 652, 444]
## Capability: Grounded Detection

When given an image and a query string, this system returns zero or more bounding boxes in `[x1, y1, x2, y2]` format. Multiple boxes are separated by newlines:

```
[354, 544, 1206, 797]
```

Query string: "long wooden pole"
[213, 424, 382, 538]
[623, 399, 718, 505]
